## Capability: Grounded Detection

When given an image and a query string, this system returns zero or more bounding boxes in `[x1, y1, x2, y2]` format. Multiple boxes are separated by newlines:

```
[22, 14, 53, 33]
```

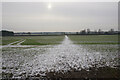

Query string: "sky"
[2, 2, 118, 32]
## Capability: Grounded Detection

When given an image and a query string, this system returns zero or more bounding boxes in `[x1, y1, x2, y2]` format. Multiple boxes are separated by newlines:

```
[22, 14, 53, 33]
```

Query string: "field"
[2, 36, 64, 45]
[2, 35, 119, 45]
[1, 35, 120, 79]
[68, 35, 119, 44]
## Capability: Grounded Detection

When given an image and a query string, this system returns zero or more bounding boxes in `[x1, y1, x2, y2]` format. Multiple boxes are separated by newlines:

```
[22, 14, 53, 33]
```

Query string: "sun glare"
[48, 4, 52, 9]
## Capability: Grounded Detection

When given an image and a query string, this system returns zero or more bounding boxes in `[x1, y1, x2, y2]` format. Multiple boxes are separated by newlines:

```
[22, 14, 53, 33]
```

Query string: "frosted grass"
[26, 35, 118, 76]
[2, 35, 119, 78]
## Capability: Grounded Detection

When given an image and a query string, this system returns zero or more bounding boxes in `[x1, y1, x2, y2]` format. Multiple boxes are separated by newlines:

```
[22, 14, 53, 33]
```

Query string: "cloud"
[2, 2, 118, 32]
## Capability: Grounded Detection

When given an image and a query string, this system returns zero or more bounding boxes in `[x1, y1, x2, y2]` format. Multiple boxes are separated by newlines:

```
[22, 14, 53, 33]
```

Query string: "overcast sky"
[2, 2, 118, 32]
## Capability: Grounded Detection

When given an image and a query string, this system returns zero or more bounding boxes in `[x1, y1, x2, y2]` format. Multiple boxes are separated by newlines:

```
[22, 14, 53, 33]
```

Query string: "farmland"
[2, 35, 119, 45]
[1, 35, 120, 79]
[2, 36, 64, 45]
[68, 35, 119, 44]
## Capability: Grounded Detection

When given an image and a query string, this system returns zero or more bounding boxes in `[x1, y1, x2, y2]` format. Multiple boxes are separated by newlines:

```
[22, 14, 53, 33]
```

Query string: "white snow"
[2, 35, 119, 78]
[21, 35, 118, 76]
[16, 39, 26, 45]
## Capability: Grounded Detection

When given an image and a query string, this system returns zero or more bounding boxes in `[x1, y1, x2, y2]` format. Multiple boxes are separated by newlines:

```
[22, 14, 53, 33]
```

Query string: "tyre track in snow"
[16, 39, 26, 45]
[2, 39, 28, 48]
[8, 40, 23, 45]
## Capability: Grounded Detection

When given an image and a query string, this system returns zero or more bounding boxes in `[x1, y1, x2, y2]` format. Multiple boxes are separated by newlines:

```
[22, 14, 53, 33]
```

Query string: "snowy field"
[1, 35, 120, 79]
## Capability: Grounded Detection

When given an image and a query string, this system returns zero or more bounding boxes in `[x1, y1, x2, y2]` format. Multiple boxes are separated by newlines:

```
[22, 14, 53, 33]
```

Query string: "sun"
[48, 4, 52, 9]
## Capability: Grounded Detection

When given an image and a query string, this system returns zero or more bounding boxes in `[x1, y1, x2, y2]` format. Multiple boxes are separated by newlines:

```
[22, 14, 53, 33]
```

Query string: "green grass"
[0, 37, 2, 45]
[21, 36, 64, 45]
[2, 35, 119, 45]
[2, 36, 22, 45]
[68, 35, 119, 45]
[2, 36, 64, 45]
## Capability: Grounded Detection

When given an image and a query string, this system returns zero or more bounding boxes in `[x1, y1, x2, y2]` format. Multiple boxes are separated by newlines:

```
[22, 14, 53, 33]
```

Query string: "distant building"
[0, 30, 14, 36]
[87, 29, 90, 34]
[80, 29, 86, 34]
[108, 29, 114, 34]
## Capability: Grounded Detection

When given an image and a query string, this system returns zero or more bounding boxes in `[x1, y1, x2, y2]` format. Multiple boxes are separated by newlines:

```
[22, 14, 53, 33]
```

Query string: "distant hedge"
[0, 30, 14, 36]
